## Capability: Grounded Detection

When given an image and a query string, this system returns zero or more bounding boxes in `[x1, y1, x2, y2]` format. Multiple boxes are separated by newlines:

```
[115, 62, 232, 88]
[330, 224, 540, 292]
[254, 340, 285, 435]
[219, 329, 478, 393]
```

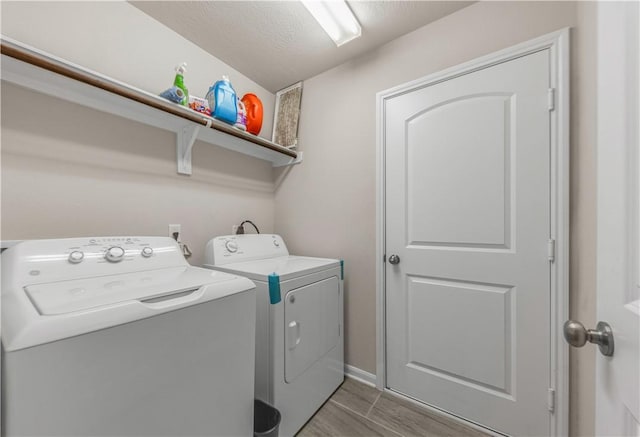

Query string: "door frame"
[375, 29, 570, 436]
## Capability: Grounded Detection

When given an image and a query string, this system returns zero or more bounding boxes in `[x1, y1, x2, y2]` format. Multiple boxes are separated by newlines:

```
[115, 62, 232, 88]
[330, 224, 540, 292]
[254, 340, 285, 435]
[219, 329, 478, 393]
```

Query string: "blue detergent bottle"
[206, 75, 238, 125]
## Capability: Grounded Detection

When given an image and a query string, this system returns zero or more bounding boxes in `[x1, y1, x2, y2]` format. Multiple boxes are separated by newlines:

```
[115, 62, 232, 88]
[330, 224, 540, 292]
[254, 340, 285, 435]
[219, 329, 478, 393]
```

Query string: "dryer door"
[284, 276, 340, 383]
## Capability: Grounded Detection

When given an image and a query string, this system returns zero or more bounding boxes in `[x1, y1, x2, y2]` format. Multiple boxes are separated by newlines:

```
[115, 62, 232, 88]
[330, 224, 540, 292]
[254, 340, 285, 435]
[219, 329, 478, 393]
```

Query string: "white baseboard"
[344, 364, 377, 387]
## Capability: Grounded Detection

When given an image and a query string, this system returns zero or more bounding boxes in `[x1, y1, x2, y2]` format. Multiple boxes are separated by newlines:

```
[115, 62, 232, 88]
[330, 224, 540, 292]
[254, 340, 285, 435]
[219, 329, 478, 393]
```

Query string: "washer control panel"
[7, 236, 186, 284]
[61, 237, 160, 265]
[205, 234, 289, 266]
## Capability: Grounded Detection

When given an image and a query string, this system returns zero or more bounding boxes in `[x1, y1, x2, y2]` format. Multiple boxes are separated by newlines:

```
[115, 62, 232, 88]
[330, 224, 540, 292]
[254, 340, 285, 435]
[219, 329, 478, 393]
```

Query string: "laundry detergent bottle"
[206, 75, 237, 125]
[173, 62, 189, 106]
[235, 97, 247, 131]
[242, 93, 264, 135]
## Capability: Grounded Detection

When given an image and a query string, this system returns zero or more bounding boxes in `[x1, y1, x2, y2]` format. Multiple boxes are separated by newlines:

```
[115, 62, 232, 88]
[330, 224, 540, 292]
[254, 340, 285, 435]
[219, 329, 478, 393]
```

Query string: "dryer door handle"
[288, 320, 301, 350]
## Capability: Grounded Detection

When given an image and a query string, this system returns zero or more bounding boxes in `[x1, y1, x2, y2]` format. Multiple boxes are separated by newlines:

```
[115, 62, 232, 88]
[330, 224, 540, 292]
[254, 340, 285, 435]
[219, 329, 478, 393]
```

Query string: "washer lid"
[25, 267, 235, 315]
[3, 266, 255, 352]
[205, 256, 340, 281]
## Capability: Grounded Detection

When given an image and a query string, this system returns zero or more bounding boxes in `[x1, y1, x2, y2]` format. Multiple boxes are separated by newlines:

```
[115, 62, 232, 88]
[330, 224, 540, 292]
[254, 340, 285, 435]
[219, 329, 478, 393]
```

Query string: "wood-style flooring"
[297, 378, 491, 437]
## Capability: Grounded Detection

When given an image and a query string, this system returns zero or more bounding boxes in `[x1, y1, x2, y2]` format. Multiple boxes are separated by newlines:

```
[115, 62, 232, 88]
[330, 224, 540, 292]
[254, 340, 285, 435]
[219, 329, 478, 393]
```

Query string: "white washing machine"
[1, 236, 256, 437]
[203, 234, 344, 437]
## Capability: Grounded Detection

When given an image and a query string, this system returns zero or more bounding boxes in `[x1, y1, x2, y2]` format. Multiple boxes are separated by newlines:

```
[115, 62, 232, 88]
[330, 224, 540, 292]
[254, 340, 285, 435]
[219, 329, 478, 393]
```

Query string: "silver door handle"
[388, 254, 400, 265]
[563, 320, 614, 357]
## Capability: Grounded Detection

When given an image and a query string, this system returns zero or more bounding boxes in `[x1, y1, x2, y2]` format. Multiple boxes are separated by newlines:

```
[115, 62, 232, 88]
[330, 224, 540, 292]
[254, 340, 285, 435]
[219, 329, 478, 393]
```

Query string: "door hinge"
[383, 254, 386, 263]
[547, 388, 556, 413]
[548, 88, 556, 111]
[548, 239, 556, 263]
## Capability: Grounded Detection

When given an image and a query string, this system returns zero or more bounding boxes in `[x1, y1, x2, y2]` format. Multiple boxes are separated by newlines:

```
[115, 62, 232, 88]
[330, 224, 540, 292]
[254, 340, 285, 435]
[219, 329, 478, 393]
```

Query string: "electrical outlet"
[232, 225, 239, 234]
[169, 224, 181, 240]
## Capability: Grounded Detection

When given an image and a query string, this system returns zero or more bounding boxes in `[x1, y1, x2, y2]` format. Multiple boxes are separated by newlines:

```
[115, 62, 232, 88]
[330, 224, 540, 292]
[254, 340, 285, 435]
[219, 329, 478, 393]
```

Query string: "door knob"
[388, 254, 400, 265]
[563, 320, 614, 357]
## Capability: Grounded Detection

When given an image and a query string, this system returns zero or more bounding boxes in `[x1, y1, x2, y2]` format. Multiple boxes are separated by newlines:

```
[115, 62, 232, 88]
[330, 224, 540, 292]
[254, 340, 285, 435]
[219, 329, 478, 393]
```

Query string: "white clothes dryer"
[2, 236, 256, 437]
[204, 234, 344, 437]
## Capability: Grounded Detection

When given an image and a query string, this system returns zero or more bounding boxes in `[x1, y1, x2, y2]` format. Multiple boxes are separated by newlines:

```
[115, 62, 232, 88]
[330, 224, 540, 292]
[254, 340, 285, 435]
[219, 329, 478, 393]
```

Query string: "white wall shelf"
[0, 37, 302, 175]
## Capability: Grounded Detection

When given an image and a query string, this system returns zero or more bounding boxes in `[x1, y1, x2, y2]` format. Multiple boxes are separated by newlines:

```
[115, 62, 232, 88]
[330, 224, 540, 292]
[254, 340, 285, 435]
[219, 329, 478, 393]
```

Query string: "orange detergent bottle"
[241, 93, 264, 135]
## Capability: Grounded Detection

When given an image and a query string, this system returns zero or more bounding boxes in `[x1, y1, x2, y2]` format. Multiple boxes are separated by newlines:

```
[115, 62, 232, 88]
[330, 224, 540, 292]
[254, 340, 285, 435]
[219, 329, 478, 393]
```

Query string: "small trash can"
[254, 399, 281, 437]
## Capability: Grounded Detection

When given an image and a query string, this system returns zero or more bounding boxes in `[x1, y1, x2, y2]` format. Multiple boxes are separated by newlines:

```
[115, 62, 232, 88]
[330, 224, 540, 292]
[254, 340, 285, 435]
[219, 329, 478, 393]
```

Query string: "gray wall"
[274, 2, 596, 435]
[1, 1, 278, 265]
[1, 85, 276, 266]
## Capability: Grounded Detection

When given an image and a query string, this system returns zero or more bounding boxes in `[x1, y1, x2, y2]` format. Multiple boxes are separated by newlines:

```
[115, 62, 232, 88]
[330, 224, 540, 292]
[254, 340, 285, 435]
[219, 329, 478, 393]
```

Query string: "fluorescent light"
[301, 0, 361, 47]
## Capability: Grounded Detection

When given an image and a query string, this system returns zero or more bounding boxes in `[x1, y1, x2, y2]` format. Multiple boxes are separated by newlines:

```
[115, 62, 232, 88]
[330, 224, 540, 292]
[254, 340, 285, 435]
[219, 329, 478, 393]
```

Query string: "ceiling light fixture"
[301, 0, 361, 47]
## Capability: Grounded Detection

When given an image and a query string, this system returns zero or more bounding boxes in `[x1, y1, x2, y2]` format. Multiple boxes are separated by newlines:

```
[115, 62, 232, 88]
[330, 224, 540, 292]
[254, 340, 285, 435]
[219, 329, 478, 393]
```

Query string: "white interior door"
[384, 50, 554, 436]
[595, 2, 640, 435]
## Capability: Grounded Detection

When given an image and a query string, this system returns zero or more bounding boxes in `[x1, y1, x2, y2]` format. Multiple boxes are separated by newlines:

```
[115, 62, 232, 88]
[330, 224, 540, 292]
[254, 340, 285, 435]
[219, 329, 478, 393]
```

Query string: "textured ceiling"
[131, 1, 472, 92]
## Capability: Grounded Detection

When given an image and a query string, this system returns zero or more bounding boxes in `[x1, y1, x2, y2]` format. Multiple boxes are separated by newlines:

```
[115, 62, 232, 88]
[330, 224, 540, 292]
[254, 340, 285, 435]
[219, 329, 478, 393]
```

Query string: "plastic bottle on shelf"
[206, 75, 238, 125]
[173, 62, 189, 106]
[242, 93, 264, 135]
[235, 97, 247, 131]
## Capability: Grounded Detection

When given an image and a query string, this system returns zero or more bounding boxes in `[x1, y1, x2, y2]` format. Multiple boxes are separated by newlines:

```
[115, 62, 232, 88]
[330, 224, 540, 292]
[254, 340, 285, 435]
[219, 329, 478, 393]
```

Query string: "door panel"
[284, 276, 340, 383]
[407, 94, 512, 248]
[385, 49, 551, 436]
[406, 276, 514, 394]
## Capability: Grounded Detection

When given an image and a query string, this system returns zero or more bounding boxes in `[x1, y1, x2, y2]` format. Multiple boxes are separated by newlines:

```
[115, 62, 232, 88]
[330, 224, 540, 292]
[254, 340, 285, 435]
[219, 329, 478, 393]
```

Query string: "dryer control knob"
[68, 250, 84, 264]
[225, 241, 238, 253]
[273, 239, 280, 247]
[141, 247, 154, 258]
[105, 246, 125, 263]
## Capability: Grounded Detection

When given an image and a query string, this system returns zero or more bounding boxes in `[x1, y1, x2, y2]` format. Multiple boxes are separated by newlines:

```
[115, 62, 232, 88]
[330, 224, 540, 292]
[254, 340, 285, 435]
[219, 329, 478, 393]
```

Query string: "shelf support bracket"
[176, 124, 201, 175]
[273, 151, 304, 168]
